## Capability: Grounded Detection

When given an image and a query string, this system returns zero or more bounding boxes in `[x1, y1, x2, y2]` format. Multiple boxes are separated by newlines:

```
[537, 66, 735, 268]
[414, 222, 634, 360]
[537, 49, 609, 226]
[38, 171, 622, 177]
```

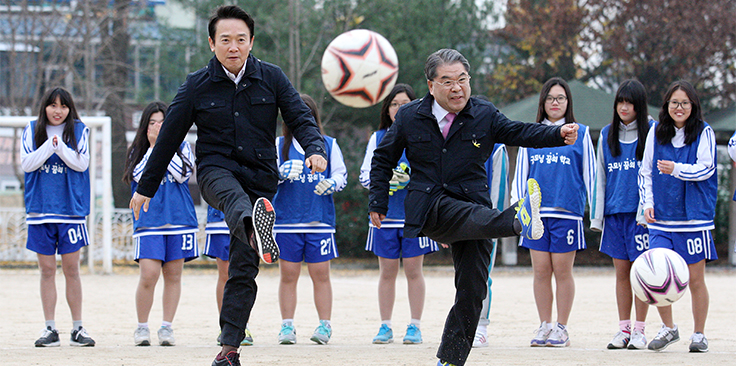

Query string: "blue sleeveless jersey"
[526, 124, 588, 217]
[376, 129, 410, 220]
[652, 122, 717, 221]
[24, 120, 90, 217]
[131, 142, 198, 232]
[599, 124, 641, 215]
[273, 135, 336, 226]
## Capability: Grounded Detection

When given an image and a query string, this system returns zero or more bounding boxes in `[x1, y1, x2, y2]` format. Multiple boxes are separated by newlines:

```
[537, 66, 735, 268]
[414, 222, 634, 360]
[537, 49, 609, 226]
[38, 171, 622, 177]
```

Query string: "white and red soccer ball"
[630, 248, 690, 307]
[321, 29, 399, 108]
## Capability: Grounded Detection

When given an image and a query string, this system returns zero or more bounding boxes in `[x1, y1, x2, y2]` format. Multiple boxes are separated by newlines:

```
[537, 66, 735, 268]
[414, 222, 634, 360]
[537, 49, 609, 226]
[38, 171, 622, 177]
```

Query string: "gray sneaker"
[689, 332, 708, 353]
[648, 325, 679, 351]
[70, 327, 95, 347]
[158, 325, 175, 346]
[134, 326, 151, 346]
[35, 326, 60, 347]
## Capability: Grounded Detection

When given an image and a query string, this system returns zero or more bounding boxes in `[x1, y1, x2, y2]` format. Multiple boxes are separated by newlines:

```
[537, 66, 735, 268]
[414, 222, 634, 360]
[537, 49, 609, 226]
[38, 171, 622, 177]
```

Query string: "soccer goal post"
[0, 116, 113, 274]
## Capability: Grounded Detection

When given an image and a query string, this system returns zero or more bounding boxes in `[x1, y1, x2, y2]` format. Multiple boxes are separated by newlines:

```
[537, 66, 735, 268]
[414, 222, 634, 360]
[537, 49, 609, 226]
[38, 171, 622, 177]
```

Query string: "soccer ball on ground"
[321, 29, 398, 108]
[630, 248, 690, 307]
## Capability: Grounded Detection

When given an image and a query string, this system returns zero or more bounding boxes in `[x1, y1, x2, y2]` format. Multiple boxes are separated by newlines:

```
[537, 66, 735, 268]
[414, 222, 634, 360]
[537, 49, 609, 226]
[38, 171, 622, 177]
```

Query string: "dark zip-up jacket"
[369, 93, 565, 238]
[136, 55, 326, 199]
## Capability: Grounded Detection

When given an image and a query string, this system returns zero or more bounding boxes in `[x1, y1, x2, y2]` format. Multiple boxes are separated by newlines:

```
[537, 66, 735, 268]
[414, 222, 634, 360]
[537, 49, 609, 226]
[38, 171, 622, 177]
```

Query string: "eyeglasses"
[389, 102, 409, 109]
[432, 75, 471, 88]
[668, 100, 692, 110]
[545, 95, 567, 104]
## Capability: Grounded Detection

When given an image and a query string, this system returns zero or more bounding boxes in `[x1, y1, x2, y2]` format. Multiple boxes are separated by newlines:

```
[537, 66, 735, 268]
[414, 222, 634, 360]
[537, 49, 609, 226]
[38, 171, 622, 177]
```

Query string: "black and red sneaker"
[212, 350, 240, 366]
[251, 197, 279, 264]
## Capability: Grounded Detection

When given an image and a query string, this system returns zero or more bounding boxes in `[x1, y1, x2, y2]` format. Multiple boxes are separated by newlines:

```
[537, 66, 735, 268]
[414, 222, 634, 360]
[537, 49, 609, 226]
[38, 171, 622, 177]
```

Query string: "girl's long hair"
[607, 79, 650, 160]
[123, 102, 191, 184]
[281, 94, 324, 161]
[378, 83, 416, 130]
[34, 87, 81, 151]
[536, 77, 575, 124]
[656, 80, 703, 146]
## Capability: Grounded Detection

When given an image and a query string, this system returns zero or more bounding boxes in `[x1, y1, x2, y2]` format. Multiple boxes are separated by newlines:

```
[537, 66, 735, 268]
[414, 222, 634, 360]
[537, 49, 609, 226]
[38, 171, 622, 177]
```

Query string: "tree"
[583, 0, 736, 110]
[98, 0, 133, 208]
[482, 0, 587, 105]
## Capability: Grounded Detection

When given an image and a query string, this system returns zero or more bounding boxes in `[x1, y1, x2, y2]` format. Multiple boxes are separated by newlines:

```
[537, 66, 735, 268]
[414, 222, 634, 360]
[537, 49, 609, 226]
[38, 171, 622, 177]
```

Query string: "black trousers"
[422, 193, 518, 366]
[198, 165, 268, 348]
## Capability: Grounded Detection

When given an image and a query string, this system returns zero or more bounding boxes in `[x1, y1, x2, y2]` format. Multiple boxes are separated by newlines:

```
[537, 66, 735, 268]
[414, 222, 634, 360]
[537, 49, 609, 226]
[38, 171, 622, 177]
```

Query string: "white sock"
[138, 322, 149, 329]
[45, 320, 56, 330]
[381, 320, 392, 328]
[410, 319, 421, 329]
[161, 321, 172, 328]
[282, 319, 294, 326]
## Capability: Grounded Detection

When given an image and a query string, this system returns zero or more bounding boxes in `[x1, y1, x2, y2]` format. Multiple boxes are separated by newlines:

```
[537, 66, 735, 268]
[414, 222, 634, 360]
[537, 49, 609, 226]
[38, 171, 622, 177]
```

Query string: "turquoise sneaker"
[372, 324, 393, 344]
[310, 321, 332, 344]
[515, 178, 543, 240]
[437, 360, 457, 366]
[402, 324, 422, 344]
[278, 323, 296, 344]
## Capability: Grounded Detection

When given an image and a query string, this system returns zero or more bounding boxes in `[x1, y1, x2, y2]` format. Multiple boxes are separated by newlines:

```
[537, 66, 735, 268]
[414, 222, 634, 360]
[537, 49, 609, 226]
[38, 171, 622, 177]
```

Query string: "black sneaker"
[251, 197, 279, 264]
[35, 326, 60, 347]
[212, 351, 241, 366]
[70, 327, 96, 347]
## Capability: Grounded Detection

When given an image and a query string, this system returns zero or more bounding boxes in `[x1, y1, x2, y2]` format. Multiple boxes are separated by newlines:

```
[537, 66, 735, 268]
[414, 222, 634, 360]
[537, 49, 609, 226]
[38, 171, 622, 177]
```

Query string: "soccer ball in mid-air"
[321, 29, 398, 108]
[630, 248, 690, 307]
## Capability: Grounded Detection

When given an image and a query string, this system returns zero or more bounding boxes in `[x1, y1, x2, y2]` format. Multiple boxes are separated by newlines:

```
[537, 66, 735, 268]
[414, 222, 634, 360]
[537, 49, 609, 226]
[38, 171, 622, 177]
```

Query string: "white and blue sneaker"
[310, 321, 331, 344]
[372, 324, 393, 344]
[278, 323, 296, 345]
[515, 178, 543, 240]
[546, 322, 570, 347]
[402, 324, 422, 344]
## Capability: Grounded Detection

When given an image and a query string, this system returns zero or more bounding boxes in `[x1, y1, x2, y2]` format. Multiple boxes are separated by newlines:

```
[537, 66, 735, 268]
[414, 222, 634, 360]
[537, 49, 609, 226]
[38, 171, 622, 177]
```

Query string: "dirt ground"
[2, 265, 736, 366]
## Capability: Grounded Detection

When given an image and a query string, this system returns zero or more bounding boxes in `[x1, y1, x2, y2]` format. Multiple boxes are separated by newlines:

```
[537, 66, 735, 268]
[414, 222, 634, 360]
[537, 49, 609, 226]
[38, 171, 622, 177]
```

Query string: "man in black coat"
[369, 49, 578, 366]
[129, 6, 326, 366]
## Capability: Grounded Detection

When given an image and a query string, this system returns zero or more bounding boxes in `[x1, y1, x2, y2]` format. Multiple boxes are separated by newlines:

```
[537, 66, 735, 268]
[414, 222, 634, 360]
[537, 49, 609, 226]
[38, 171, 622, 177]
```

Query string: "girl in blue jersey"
[203, 206, 254, 346]
[273, 94, 347, 345]
[360, 84, 439, 345]
[591, 79, 652, 350]
[22, 87, 95, 347]
[639, 80, 716, 353]
[511, 77, 596, 347]
[123, 101, 199, 347]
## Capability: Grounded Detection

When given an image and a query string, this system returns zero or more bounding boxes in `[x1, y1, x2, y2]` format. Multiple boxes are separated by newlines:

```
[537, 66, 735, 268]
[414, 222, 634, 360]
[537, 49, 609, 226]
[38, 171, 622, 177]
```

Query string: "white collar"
[542, 117, 566, 127]
[431, 100, 454, 122]
[619, 120, 638, 131]
[222, 63, 246, 84]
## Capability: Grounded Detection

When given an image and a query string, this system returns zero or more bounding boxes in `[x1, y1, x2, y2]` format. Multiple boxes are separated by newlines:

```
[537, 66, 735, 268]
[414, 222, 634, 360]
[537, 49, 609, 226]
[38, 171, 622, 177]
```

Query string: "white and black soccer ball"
[321, 29, 398, 108]
[630, 248, 690, 307]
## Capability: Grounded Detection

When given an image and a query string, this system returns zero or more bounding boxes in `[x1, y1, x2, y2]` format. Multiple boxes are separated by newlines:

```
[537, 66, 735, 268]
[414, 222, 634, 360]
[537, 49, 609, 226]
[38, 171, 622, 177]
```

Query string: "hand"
[52, 135, 59, 148]
[314, 178, 336, 196]
[644, 208, 655, 224]
[657, 160, 675, 175]
[305, 154, 327, 174]
[440, 243, 449, 249]
[278, 159, 304, 180]
[129, 192, 151, 221]
[560, 123, 578, 145]
[370, 212, 385, 228]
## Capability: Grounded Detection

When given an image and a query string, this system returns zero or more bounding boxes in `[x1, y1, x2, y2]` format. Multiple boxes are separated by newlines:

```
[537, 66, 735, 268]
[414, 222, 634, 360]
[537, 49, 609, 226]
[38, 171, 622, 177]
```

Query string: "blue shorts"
[520, 217, 586, 253]
[365, 227, 438, 259]
[204, 233, 230, 261]
[599, 213, 649, 261]
[275, 232, 338, 263]
[134, 233, 200, 263]
[26, 223, 89, 255]
[648, 229, 717, 264]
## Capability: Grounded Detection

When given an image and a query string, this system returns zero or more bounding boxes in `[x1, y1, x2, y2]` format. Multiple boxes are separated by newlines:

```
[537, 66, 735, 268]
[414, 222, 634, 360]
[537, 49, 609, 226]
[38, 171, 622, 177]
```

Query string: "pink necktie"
[442, 113, 456, 139]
